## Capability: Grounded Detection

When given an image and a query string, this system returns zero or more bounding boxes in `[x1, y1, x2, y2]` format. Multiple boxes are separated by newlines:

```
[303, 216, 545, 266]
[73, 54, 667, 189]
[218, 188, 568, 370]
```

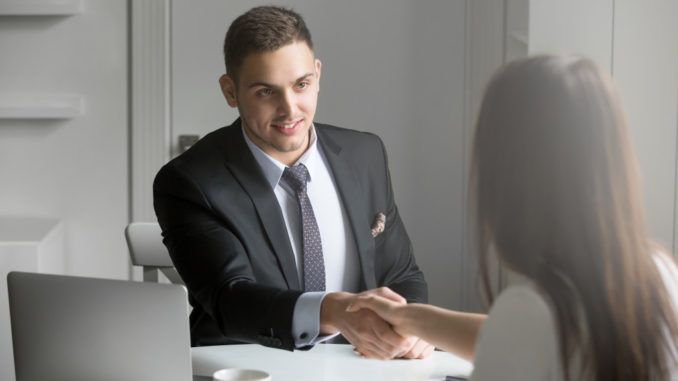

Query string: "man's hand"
[343, 290, 434, 360]
[320, 287, 415, 360]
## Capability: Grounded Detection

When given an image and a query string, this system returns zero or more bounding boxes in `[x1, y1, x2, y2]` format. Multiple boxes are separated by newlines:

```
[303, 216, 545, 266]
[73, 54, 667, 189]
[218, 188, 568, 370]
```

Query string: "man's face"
[220, 41, 321, 166]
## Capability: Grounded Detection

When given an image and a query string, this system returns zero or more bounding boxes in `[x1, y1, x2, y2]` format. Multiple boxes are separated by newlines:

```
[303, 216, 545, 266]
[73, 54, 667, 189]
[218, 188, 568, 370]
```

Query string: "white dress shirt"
[242, 125, 360, 347]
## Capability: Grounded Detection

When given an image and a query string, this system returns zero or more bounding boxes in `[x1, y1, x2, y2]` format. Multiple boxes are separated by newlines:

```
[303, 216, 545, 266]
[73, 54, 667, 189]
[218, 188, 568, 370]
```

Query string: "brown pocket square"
[370, 213, 386, 237]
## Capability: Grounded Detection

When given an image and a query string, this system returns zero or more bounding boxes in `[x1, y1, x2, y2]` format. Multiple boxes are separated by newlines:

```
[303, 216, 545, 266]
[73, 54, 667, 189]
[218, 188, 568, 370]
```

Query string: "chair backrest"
[125, 222, 183, 284]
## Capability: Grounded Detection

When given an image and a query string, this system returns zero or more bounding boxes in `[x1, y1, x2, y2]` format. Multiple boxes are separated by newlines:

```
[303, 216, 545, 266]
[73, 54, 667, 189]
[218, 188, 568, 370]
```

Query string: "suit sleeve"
[372, 136, 428, 303]
[153, 162, 302, 350]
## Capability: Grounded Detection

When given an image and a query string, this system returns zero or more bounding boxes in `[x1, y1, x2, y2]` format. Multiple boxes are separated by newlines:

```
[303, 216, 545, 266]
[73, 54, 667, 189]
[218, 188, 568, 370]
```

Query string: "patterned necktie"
[282, 164, 326, 291]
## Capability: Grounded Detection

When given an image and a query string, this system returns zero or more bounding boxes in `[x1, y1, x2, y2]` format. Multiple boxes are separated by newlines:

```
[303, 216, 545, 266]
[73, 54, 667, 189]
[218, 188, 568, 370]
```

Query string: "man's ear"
[315, 59, 322, 92]
[219, 74, 238, 107]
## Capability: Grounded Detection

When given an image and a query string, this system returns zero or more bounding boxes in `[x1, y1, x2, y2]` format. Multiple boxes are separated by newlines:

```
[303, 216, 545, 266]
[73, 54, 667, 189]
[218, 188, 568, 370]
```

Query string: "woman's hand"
[346, 289, 434, 359]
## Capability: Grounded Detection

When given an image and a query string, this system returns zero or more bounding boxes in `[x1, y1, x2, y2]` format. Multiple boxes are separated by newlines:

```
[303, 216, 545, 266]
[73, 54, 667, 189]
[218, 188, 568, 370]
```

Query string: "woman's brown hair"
[471, 55, 678, 380]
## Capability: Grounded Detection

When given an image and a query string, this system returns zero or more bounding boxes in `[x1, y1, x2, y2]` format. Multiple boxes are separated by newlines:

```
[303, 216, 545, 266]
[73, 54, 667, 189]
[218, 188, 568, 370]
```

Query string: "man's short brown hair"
[223, 6, 313, 82]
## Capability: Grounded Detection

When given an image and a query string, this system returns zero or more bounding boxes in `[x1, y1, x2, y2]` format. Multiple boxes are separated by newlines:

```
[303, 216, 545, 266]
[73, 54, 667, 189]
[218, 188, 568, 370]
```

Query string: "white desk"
[192, 344, 473, 381]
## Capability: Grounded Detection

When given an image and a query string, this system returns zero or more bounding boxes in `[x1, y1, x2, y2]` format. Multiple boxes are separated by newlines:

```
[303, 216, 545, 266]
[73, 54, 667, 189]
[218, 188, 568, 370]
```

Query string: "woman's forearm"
[399, 304, 486, 361]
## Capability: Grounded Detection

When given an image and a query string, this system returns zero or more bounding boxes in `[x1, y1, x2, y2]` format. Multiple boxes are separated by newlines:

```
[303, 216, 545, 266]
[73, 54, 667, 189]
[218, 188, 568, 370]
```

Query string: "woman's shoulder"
[491, 283, 553, 316]
[482, 283, 558, 347]
[653, 252, 678, 359]
[651, 251, 678, 375]
[653, 251, 678, 308]
[653, 251, 678, 285]
[471, 283, 562, 381]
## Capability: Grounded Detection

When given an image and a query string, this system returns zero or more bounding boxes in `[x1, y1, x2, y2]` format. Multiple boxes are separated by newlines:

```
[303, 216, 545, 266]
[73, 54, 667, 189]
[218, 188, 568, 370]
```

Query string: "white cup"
[212, 368, 271, 381]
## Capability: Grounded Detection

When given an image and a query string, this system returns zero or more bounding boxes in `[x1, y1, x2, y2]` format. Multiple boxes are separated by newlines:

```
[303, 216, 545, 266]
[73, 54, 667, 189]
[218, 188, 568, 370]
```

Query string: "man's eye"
[297, 81, 309, 90]
[257, 88, 272, 97]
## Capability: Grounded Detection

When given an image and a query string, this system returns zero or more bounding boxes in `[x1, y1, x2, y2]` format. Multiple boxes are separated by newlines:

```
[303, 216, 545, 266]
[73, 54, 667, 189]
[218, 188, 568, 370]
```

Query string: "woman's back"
[472, 55, 678, 380]
[470, 252, 678, 380]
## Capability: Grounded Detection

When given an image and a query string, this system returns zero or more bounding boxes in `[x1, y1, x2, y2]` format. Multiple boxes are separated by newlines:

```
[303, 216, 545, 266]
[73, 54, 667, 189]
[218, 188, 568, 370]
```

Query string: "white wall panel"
[463, 0, 507, 310]
[131, 0, 171, 223]
[529, 0, 614, 71]
[613, 1, 678, 254]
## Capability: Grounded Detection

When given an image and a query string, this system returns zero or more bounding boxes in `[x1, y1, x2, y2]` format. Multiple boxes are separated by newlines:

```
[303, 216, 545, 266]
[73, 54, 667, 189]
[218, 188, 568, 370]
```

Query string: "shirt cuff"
[292, 291, 338, 348]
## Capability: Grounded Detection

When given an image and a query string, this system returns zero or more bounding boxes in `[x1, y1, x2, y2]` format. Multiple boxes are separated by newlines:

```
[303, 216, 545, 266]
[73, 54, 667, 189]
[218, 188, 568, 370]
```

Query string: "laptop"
[7, 271, 201, 381]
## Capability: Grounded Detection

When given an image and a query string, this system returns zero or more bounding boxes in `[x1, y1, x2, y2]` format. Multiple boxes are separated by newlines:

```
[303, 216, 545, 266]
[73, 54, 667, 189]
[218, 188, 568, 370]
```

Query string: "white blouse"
[470, 254, 678, 380]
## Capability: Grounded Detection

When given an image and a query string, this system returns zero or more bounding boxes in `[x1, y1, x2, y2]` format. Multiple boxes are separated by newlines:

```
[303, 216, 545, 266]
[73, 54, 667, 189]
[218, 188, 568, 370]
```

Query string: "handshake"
[319, 287, 434, 360]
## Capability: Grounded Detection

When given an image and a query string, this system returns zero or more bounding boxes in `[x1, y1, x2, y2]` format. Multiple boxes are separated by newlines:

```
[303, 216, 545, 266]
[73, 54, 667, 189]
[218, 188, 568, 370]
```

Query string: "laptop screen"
[8, 272, 193, 381]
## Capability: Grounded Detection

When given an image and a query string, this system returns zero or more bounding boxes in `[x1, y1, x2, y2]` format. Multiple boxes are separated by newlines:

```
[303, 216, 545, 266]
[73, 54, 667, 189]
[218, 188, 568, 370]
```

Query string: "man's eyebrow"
[247, 73, 315, 89]
[295, 73, 314, 82]
[248, 81, 274, 89]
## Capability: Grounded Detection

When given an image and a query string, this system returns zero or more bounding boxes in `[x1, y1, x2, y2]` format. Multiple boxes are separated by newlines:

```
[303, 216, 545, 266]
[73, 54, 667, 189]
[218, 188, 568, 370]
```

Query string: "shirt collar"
[242, 124, 321, 190]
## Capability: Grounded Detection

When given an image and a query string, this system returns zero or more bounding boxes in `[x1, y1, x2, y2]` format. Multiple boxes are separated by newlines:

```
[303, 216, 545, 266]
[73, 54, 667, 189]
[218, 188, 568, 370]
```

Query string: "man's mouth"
[272, 119, 303, 134]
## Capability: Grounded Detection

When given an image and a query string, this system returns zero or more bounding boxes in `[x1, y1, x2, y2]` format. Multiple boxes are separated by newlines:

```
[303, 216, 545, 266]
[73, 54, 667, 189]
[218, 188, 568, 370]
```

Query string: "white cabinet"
[0, 217, 64, 381]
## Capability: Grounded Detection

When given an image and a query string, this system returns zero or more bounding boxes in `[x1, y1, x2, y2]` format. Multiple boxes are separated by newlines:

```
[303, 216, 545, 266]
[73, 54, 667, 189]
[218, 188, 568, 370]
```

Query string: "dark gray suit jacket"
[153, 119, 427, 350]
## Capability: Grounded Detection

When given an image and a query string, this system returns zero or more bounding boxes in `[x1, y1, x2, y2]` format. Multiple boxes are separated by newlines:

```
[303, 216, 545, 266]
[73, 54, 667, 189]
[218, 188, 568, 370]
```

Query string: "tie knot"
[282, 164, 309, 193]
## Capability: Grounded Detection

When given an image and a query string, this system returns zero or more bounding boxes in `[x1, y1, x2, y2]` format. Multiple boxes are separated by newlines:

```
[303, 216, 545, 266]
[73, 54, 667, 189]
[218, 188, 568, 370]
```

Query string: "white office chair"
[125, 222, 183, 284]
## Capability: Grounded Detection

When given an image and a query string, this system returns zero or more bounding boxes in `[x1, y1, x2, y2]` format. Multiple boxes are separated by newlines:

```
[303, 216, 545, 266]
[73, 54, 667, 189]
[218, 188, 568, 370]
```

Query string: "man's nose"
[278, 90, 297, 116]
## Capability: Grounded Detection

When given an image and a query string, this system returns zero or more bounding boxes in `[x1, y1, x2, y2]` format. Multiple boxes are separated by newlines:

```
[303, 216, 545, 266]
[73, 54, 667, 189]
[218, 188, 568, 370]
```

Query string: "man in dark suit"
[154, 6, 431, 360]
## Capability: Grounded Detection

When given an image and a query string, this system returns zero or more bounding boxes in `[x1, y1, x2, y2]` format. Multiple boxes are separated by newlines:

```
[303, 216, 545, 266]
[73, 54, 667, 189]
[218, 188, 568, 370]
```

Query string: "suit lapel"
[317, 127, 377, 290]
[220, 121, 300, 290]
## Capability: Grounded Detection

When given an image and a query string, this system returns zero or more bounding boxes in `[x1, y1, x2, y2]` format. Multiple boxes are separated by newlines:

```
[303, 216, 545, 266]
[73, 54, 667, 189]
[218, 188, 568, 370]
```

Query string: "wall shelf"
[0, 0, 82, 16]
[0, 94, 83, 119]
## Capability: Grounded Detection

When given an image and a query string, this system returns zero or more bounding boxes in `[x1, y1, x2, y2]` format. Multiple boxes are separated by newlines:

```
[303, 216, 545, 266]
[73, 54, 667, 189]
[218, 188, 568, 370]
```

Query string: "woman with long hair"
[348, 55, 678, 380]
